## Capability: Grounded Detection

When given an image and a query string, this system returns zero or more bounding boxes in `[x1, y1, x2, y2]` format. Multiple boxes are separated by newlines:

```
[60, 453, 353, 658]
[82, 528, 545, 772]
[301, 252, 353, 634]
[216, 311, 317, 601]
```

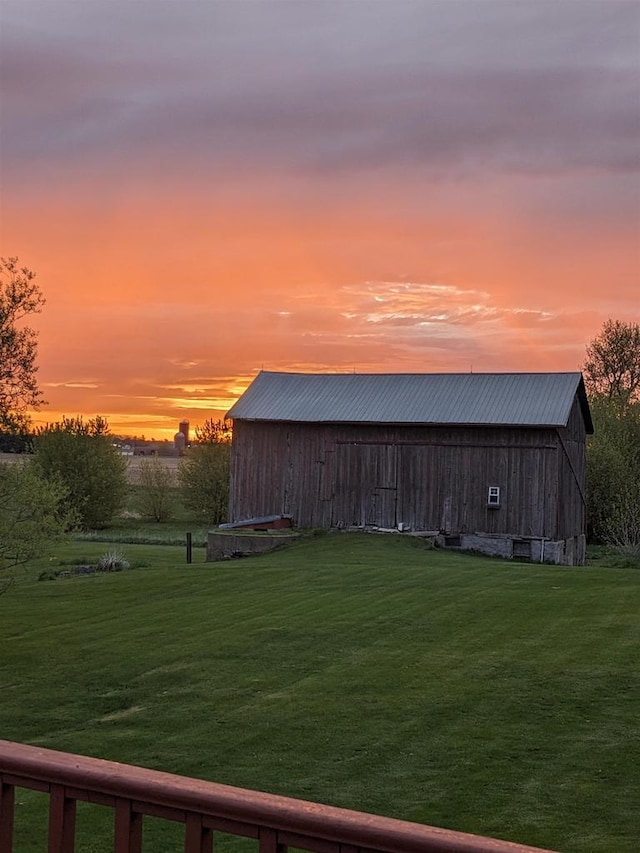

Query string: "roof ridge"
[258, 370, 583, 378]
[227, 372, 592, 432]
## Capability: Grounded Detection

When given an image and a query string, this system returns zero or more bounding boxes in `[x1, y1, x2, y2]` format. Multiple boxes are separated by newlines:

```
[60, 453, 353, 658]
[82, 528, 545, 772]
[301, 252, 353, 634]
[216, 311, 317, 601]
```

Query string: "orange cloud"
[7, 183, 636, 438]
[3, 0, 637, 439]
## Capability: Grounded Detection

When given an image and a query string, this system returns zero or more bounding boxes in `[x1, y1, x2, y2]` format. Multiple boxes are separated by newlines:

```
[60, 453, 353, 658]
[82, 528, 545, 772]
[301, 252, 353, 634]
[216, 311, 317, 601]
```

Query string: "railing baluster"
[0, 740, 559, 853]
[114, 798, 143, 853]
[48, 784, 76, 853]
[0, 779, 15, 851]
[259, 826, 287, 853]
[184, 812, 213, 853]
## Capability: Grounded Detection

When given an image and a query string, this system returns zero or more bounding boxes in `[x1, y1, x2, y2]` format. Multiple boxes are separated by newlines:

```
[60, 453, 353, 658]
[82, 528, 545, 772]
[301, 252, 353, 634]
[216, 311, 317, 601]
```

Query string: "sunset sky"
[1, 1, 638, 438]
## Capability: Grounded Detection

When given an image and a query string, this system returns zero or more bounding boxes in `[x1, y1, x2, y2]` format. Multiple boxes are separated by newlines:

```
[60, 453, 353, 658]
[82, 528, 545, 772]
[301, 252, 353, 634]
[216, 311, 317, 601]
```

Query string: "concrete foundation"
[434, 532, 586, 566]
[207, 530, 301, 561]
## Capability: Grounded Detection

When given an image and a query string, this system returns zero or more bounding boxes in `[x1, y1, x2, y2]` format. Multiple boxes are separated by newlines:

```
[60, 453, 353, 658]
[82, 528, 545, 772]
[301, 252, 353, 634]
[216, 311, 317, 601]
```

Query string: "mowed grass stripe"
[1, 534, 639, 852]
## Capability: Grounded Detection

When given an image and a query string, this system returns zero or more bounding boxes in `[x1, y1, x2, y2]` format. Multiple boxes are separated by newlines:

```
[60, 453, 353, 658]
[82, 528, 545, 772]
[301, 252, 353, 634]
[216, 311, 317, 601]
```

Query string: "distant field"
[124, 454, 182, 483]
[0, 451, 24, 465]
[0, 451, 182, 483]
[1, 534, 639, 852]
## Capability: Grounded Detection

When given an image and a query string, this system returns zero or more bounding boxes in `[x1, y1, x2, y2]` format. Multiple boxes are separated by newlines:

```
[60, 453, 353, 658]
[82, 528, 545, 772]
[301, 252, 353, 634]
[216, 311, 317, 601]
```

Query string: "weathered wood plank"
[229, 418, 585, 543]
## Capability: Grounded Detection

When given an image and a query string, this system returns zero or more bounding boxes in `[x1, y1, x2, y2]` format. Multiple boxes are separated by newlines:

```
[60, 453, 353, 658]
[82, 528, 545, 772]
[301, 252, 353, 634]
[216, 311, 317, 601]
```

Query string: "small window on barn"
[487, 486, 501, 508]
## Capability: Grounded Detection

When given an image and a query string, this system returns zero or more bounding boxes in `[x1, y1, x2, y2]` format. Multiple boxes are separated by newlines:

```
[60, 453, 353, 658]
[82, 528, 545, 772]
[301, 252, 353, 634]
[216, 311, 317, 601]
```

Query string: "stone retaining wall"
[434, 532, 586, 565]
[207, 531, 301, 561]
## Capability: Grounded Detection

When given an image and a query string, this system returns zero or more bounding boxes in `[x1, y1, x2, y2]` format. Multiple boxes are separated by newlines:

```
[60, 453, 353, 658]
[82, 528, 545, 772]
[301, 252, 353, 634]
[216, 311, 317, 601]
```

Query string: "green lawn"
[1, 534, 639, 852]
[73, 483, 211, 546]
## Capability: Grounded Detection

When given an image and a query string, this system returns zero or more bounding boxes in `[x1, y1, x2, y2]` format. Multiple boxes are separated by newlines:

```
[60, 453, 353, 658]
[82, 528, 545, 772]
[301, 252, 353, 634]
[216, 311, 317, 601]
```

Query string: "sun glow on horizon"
[3, 1, 638, 434]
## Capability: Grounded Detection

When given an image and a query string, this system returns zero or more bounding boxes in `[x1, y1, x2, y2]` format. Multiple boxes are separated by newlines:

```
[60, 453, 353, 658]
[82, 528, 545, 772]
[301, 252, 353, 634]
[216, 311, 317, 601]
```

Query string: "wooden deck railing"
[0, 740, 556, 853]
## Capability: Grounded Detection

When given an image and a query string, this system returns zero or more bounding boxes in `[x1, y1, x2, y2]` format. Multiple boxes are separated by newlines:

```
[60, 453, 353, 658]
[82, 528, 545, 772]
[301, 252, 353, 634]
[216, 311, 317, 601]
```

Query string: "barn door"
[332, 443, 397, 528]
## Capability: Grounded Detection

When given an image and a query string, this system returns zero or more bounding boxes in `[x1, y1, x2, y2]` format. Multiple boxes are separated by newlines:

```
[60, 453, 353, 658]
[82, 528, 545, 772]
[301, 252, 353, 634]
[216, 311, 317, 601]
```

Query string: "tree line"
[0, 258, 230, 589]
[1, 256, 639, 590]
[583, 320, 640, 553]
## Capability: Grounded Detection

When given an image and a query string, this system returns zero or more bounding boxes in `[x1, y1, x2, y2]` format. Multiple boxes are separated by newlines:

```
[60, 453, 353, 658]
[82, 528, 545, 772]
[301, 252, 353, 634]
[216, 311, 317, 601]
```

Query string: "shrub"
[606, 488, 640, 557]
[32, 416, 127, 529]
[97, 551, 130, 572]
[178, 442, 230, 524]
[1, 460, 72, 593]
[137, 457, 174, 522]
[586, 398, 640, 544]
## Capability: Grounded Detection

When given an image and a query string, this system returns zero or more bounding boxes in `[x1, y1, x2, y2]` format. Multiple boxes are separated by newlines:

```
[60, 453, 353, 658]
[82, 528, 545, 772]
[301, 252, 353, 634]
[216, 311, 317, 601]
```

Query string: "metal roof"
[226, 371, 593, 432]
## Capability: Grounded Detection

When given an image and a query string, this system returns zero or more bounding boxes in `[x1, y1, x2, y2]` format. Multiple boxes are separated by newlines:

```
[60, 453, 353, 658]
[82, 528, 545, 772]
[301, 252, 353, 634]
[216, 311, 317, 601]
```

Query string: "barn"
[225, 371, 594, 565]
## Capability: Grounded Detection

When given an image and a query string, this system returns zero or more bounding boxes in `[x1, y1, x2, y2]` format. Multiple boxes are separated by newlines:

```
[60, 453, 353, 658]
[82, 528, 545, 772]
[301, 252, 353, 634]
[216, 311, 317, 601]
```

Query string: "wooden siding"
[555, 397, 587, 540]
[229, 417, 587, 540]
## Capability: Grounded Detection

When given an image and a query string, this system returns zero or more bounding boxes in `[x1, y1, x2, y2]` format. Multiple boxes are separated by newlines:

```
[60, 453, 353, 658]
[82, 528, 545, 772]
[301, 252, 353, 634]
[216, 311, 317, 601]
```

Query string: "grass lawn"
[1, 533, 639, 852]
[73, 484, 211, 546]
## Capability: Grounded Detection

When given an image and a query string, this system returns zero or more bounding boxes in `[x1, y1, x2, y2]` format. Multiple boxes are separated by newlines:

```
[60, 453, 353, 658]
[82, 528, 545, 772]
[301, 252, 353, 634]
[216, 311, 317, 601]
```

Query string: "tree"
[0, 430, 31, 453]
[0, 461, 72, 594]
[583, 319, 640, 406]
[195, 418, 232, 444]
[179, 442, 231, 524]
[0, 257, 46, 432]
[583, 321, 640, 552]
[137, 456, 174, 522]
[586, 395, 640, 549]
[606, 489, 640, 557]
[32, 416, 128, 529]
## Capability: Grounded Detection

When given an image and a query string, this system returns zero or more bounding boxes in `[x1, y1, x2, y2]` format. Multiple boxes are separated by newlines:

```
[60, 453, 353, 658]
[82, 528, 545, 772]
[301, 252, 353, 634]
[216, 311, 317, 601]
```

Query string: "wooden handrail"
[0, 740, 556, 853]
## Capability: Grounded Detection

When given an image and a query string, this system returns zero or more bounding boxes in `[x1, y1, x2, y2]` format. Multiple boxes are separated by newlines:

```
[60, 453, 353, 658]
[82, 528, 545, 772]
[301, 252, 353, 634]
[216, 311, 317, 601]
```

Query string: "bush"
[0, 430, 32, 453]
[97, 550, 130, 571]
[1, 460, 72, 592]
[606, 488, 640, 557]
[137, 457, 174, 522]
[586, 398, 640, 545]
[178, 443, 230, 524]
[32, 416, 127, 529]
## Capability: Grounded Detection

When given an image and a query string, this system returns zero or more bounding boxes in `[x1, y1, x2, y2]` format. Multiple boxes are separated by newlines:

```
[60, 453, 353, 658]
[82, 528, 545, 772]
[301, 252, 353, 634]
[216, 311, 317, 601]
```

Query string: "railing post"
[0, 779, 15, 851]
[0, 740, 560, 853]
[259, 826, 287, 853]
[48, 784, 77, 853]
[114, 798, 143, 853]
[184, 812, 213, 853]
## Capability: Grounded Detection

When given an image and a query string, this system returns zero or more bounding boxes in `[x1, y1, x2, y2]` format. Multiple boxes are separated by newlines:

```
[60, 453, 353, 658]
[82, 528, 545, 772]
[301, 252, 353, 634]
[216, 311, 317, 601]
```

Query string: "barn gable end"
[226, 372, 593, 565]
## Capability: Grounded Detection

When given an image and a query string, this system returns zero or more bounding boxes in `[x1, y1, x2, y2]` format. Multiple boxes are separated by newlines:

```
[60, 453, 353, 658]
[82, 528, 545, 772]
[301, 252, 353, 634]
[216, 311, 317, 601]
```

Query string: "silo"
[179, 420, 189, 444]
[174, 431, 186, 455]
